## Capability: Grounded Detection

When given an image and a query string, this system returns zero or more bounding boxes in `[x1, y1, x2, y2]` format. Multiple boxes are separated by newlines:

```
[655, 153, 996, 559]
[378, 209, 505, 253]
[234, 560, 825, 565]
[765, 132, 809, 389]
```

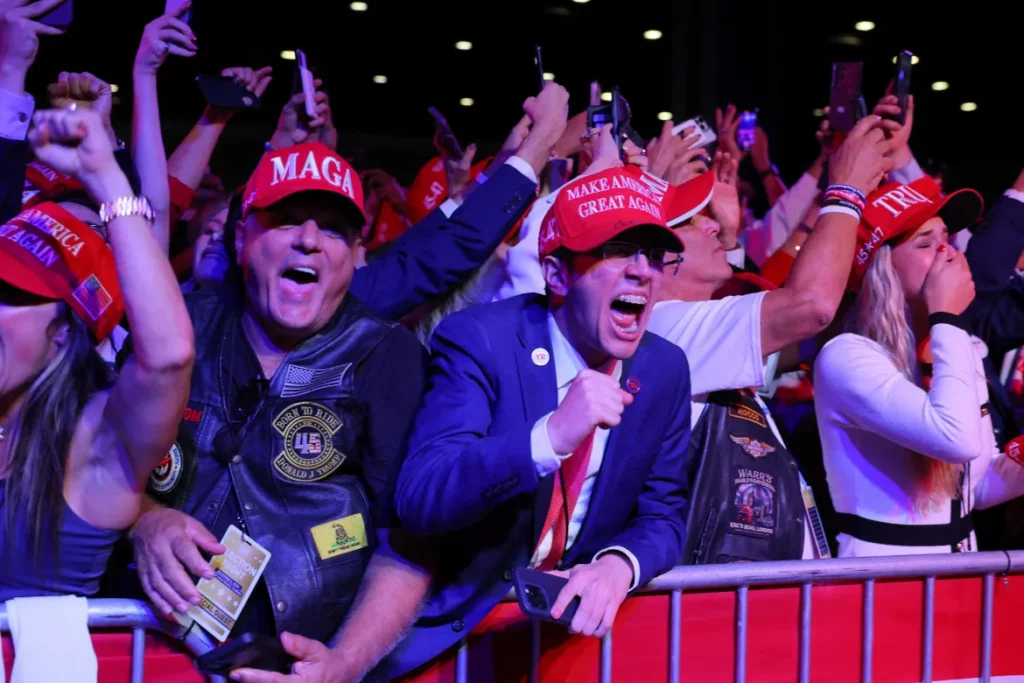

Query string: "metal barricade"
[450, 549, 1024, 683]
[0, 598, 223, 683]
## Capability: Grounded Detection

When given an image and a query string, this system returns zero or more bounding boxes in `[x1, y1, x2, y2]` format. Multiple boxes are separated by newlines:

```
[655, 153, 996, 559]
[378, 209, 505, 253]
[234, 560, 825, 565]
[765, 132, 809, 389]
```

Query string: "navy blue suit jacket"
[350, 163, 535, 320]
[381, 294, 692, 677]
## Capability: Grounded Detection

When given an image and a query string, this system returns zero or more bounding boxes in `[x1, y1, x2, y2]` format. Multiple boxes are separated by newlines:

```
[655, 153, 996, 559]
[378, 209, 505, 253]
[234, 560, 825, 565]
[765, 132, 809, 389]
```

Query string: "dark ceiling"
[28, 0, 1018, 202]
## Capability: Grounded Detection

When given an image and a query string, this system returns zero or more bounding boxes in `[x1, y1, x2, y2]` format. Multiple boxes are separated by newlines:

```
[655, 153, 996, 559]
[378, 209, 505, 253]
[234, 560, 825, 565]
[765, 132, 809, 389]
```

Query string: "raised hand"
[709, 151, 741, 249]
[827, 115, 897, 195]
[546, 367, 633, 455]
[0, 0, 64, 91]
[134, 2, 196, 75]
[270, 78, 337, 150]
[29, 107, 116, 185]
[205, 65, 272, 122]
[922, 245, 975, 316]
[714, 103, 746, 161]
[47, 71, 114, 142]
[873, 91, 915, 169]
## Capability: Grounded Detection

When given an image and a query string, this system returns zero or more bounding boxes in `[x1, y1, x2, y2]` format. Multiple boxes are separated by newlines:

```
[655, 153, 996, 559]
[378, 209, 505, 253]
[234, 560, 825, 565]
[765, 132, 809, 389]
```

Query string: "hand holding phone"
[196, 75, 261, 111]
[296, 49, 316, 120]
[737, 110, 758, 151]
[39, 0, 73, 27]
[514, 568, 580, 626]
[428, 106, 464, 159]
[892, 51, 913, 125]
[672, 116, 717, 149]
[535, 45, 546, 93]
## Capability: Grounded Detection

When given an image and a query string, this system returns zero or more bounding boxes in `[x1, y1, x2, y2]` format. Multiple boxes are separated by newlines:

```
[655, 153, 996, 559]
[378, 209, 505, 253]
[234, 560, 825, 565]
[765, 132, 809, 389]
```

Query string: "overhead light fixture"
[601, 92, 612, 102]
[931, 81, 949, 91]
[349, 1, 368, 10]
[854, 20, 875, 31]
[657, 111, 673, 121]
[572, 0, 590, 3]
[455, 40, 472, 51]
[892, 55, 921, 65]
[831, 35, 862, 46]
[109, 84, 120, 93]
[812, 108, 824, 117]
[644, 29, 663, 40]
[460, 97, 474, 107]
[280, 50, 296, 60]
[372, 75, 387, 84]
[960, 102, 978, 112]
[542, 72, 555, 81]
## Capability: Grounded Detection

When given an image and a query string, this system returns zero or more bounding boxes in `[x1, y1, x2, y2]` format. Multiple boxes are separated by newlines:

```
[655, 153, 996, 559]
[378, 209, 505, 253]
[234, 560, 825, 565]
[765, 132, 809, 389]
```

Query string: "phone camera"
[524, 584, 548, 611]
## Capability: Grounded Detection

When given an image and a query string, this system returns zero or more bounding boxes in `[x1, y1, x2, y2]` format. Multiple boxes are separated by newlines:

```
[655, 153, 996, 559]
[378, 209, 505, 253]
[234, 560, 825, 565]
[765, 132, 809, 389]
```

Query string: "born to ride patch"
[150, 442, 184, 494]
[272, 402, 346, 482]
[729, 466, 776, 539]
[728, 402, 767, 429]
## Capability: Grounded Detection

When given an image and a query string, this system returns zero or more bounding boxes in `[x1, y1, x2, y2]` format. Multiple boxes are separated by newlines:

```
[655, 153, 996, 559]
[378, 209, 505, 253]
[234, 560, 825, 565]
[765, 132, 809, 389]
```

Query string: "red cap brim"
[0, 243, 67, 300]
[665, 171, 715, 227]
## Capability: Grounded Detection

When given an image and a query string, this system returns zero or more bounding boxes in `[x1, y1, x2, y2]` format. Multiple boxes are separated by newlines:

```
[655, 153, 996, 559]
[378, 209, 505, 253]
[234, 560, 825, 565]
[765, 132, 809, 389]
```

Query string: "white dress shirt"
[526, 313, 641, 588]
[0, 87, 34, 141]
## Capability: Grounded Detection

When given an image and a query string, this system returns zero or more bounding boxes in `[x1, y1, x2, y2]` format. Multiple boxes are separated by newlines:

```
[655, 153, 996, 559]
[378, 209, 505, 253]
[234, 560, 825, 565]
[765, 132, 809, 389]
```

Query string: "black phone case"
[196, 76, 261, 111]
[196, 633, 295, 676]
[38, 0, 73, 27]
[513, 568, 581, 627]
[894, 53, 913, 125]
[828, 62, 864, 134]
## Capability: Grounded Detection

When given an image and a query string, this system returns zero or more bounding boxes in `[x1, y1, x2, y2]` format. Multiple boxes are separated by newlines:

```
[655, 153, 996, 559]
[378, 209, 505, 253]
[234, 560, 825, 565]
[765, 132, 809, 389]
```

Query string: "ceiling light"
[109, 84, 119, 93]
[455, 41, 472, 51]
[931, 81, 949, 91]
[349, 1, 368, 10]
[812, 108, 824, 117]
[572, 0, 590, 3]
[892, 55, 921, 65]
[460, 97, 474, 107]
[831, 35, 862, 47]
[854, 20, 875, 31]
[601, 92, 612, 102]
[657, 111, 673, 121]
[542, 72, 555, 81]
[960, 102, 978, 112]
[372, 75, 387, 84]
[644, 29, 663, 40]
[280, 50, 296, 61]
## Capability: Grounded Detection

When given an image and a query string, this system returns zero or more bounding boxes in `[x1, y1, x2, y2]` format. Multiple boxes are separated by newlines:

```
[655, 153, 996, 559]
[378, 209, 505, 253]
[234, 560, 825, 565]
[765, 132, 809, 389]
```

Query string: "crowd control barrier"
[3, 551, 1024, 682]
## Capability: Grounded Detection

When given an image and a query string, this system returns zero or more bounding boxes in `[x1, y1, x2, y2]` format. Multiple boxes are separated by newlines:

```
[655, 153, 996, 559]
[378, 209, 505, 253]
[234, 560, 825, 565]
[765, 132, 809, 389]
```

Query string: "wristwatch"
[99, 195, 155, 226]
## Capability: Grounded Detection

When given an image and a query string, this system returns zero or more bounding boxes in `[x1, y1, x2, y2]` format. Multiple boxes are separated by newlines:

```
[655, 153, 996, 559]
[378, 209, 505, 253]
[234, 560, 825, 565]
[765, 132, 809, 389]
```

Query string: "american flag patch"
[281, 363, 351, 398]
[72, 275, 113, 321]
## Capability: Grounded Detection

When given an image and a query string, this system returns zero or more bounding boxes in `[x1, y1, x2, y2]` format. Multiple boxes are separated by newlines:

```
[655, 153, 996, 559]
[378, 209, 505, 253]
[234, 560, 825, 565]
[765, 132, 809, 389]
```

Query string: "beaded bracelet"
[825, 184, 866, 203]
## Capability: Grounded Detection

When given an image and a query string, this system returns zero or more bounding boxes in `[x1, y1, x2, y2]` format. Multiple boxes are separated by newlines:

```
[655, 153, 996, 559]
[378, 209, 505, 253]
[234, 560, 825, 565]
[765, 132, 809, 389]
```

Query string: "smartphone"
[38, 0, 72, 27]
[535, 45, 545, 92]
[428, 106, 464, 159]
[195, 75, 260, 110]
[586, 89, 633, 158]
[737, 110, 758, 151]
[893, 50, 913, 125]
[828, 62, 864, 134]
[296, 49, 316, 120]
[164, 0, 190, 23]
[513, 568, 580, 626]
[196, 633, 295, 676]
[672, 115, 717, 149]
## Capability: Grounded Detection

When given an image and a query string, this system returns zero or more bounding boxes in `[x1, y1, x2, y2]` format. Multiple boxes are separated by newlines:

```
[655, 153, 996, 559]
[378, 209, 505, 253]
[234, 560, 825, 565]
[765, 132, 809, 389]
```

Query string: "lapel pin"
[531, 348, 551, 367]
[626, 377, 641, 394]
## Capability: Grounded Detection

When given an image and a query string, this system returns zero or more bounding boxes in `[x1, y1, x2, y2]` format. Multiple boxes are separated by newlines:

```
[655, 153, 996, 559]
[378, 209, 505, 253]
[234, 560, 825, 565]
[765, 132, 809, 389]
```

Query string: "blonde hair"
[850, 245, 962, 505]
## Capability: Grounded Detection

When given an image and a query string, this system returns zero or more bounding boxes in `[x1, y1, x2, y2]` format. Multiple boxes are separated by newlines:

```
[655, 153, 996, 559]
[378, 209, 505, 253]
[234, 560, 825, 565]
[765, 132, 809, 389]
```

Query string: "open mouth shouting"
[279, 265, 320, 299]
[609, 292, 649, 338]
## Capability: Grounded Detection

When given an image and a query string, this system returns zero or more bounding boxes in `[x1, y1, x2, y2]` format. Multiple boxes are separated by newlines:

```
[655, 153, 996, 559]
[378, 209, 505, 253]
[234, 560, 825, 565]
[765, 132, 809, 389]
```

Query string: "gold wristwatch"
[99, 196, 155, 226]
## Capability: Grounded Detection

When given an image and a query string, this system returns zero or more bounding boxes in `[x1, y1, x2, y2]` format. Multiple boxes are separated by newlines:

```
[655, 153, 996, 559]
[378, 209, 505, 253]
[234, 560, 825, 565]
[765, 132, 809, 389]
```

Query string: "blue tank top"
[0, 484, 121, 601]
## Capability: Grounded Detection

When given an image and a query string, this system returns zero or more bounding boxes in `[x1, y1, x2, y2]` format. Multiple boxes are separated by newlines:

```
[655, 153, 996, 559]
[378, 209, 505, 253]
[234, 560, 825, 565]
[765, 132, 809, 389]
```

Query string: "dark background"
[31, 0, 1019, 205]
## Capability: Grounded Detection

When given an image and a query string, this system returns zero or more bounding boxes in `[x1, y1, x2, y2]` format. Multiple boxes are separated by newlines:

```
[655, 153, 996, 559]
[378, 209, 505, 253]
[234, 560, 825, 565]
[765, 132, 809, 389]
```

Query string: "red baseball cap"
[851, 176, 984, 287]
[22, 160, 84, 210]
[664, 170, 716, 228]
[242, 142, 364, 224]
[0, 202, 123, 341]
[538, 166, 683, 258]
[405, 156, 492, 224]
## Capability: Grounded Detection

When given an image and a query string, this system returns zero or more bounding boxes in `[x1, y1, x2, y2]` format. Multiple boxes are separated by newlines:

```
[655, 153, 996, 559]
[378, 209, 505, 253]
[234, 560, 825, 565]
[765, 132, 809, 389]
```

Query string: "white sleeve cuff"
[530, 412, 570, 478]
[506, 155, 540, 185]
[594, 546, 641, 591]
[1005, 189, 1024, 205]
[439, 198, 460, 218]
[0, 88, 35, 140]
[725, 245, 747, 270]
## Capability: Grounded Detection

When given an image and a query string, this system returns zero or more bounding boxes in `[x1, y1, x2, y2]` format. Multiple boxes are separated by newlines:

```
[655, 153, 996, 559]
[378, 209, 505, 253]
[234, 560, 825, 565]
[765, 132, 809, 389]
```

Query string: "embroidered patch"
[149, 442, 184, 494]
[1006, 437, 1024, 467]
[729, 467, 776, 539]
[71, 274, 112, 321]
[729, 435, 776, 459]
[182, 406, 204, 424]
[281, 363, 351, 399]
[272, 402, 346, 482]
[310, 513, 369, 561]
[728, 402, 767, 429]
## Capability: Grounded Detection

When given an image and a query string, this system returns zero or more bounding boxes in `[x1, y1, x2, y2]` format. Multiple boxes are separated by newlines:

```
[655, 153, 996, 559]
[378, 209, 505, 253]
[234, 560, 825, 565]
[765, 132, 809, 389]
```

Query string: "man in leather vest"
[646, 117, 898, 564]
[128, 141, 430, 682]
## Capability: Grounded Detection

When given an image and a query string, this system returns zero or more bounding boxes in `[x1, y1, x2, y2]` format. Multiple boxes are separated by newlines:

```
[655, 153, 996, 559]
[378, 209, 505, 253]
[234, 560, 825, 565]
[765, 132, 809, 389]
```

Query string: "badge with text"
[273, 401, 346, 482]
[310, 513, 369, 561]
[728, 402, 767, 429]
[182, 525, 271, 642]
[729, 435, 776, 459]
[729, 466, 776, 539]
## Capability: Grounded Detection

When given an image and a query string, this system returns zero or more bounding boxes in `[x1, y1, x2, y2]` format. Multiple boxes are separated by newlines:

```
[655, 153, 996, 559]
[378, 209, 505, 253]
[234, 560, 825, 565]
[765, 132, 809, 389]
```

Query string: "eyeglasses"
[213, 378, 269, 462]
[598, 241, 684, 274]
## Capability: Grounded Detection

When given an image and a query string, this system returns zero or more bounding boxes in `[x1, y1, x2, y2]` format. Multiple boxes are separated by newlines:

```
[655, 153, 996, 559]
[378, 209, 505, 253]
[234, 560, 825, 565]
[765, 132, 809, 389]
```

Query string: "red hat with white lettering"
[241, 141, 364, 223]
[539, 166, 683, 259]
[21, 160, 85, 210]
[851, 176, 983, 288]
[405, 155, 492, 224]
[0, 202, 123, 341]
[664, 170, 716, 228]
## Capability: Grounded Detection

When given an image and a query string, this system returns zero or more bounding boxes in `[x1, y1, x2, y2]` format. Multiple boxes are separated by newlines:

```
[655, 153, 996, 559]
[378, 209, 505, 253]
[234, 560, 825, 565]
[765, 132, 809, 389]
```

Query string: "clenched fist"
[546, 368, 633, 454]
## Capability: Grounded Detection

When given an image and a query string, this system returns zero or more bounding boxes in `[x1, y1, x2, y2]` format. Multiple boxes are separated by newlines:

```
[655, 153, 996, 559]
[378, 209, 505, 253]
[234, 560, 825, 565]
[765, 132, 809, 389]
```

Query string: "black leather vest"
[682, 389, 805, 564]
[148, 289, 396, 642]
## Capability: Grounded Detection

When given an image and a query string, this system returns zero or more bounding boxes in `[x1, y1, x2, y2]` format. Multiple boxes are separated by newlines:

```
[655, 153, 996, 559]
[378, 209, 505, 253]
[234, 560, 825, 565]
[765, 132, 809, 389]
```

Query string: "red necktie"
[535, 361, 619, 571]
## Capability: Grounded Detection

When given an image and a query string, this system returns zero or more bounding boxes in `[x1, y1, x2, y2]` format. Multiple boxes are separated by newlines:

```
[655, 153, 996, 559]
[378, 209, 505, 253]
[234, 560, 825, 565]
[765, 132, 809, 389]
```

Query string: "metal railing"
[0, 598, 223, 683]
[465, 549, 1024, 683]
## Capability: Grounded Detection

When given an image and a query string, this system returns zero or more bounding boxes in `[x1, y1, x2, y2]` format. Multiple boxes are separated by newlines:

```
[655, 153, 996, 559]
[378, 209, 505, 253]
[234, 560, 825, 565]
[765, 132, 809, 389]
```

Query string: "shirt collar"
[546, 312, 623, 389]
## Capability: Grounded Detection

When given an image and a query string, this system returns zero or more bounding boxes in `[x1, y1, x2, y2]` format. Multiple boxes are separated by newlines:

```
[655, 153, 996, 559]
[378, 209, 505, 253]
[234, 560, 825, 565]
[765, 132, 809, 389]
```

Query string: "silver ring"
[640, 148, 647, 156]
[66, 102, 77, 112]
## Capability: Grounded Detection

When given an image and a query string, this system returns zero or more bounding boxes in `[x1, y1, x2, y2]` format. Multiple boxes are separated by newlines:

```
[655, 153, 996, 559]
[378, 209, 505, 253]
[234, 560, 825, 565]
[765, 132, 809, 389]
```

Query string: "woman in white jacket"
[814, 176, 1024, 557]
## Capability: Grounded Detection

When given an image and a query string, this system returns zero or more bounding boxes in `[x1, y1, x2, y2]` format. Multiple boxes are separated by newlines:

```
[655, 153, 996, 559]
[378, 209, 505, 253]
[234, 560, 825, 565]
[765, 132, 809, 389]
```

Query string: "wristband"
[822, 197, 863, 214]
[824, 188, 866, 211]
[818, 205, 861, 221]
[928, 312, 972, 334]
[825, 184, 866, 203]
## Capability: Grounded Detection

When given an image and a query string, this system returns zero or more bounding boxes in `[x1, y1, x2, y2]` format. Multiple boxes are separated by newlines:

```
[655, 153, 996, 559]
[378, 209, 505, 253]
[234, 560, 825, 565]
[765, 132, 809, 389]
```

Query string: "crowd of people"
[2, 1, 1024, 681]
